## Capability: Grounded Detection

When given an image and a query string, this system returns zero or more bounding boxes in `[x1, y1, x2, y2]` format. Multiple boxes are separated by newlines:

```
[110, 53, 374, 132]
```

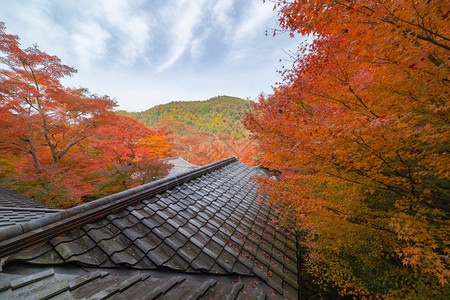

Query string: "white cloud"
[212, 0, 234, 33]
[120, 17, 151, 63]
[190, 38, 204, 59]
[72, 22, 110, 69]
[157, 0, 208, 72]
[0, 0, 302, 111]
[0, 0, 72, 62]
[97, 0, 151, 64]
[228, 1, 274, 60]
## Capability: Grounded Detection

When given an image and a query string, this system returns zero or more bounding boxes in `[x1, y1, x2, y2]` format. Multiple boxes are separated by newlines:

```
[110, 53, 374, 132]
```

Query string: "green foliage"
[117, 96, 250, 136]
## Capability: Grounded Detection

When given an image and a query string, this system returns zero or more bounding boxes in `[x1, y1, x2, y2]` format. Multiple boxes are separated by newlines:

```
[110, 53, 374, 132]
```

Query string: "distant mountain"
[117, 96, 251, 137]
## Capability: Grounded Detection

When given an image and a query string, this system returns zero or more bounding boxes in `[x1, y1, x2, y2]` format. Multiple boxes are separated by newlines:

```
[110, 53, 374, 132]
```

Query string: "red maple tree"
[93, 115, 171, 194]
[246, 1, 449, 298]
[0, 22, 171, 207]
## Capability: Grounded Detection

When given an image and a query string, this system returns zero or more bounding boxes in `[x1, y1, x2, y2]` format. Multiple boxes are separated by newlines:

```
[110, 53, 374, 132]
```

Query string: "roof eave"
[0, 156, 238, 259]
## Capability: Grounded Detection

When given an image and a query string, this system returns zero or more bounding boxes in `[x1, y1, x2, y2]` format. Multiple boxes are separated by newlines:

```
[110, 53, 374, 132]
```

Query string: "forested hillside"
[148, 119, 258, 166]
[118, 96, 250, 137]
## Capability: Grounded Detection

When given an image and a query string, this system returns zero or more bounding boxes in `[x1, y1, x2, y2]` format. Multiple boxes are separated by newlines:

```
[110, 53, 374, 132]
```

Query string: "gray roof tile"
[1, 158, 298, 298]
[0, 187, 61, 229]
[0, 265, 284, 299]
[0, 187, 49, 209]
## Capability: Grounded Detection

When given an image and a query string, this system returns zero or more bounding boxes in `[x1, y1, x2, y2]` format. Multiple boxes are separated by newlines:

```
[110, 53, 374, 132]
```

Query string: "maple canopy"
[148, 119, 258, 166]
[246, 1, 448, 298]
[0, 22, 171, 207]
[92, 115, 171, 195]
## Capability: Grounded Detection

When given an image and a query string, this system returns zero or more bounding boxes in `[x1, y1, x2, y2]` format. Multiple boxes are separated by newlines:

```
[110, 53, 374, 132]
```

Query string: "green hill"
[117, 96, 251, 136]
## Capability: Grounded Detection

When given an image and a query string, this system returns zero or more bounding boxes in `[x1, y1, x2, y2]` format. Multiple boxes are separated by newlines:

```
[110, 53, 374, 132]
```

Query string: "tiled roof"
[0, 157, 299, 299]
[0, 264, 281, 299]
[0, 187, 60, 228]
[0, 186, 50, 209]
[0, 208, 58, 228]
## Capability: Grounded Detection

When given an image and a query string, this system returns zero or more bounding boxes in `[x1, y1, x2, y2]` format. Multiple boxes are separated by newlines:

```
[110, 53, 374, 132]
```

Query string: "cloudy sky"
[0, 0, 302, 111]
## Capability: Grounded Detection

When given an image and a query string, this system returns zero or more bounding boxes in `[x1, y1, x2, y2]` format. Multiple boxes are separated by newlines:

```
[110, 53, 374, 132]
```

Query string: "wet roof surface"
[0, 187, 50, 209]
[0, 187, 60, 228]
[1, 263, 283, 299]
[0, 209, 56, 228]
[1, 159, 298, 299]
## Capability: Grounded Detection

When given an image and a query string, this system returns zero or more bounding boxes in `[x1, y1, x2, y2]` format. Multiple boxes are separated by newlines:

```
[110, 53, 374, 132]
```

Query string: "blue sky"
[0, 0, 302, 111]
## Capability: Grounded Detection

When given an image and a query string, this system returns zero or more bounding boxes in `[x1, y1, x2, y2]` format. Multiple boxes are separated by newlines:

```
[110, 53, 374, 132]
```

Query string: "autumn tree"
[0, 22, 118, 206]
[246, 1, 449, 298]
[185, 134, 258, 166]
[92, 115, 171, 195]
[0, 22, 170, 206]
[149, 119, 258, 166]
[0, 22, 116, 165]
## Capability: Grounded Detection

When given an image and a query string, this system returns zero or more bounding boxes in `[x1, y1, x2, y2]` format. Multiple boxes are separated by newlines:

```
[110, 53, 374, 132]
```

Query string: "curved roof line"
[0, 156, 237, 258]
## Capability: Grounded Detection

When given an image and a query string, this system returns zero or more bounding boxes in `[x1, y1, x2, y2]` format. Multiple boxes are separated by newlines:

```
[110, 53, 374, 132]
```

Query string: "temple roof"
[0, 157, 298, 299]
